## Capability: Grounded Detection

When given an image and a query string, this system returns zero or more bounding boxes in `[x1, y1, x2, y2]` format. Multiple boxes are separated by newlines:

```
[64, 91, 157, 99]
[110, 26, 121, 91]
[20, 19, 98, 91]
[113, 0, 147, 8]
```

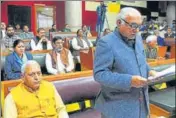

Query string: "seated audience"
[145, 35, 167, 90]
[46, 36, 74, 74]
[154, 30, 165, 46]
[164, 27, 175, 38]
[1, 22, 6, 39]
[149, 21, 159, 30]
[72, 29, 93, 63]
[62, 24, 71, 32]
[4, 60, 69, 118]
[158, 21, 167, 38]
[145, 35, 158, 59]
[139, 23, 147, 31]
[172, 20, 176, 34]
[30, 28, 53, 50]
[2, 25, 21, 50]
[82, 25, 92, 37]
[19, 25, 34, 39]
[141, 29, 152, 40]
[159, 29, 167, 39]
[15, 24, 23, 33]
[103, 28, 111, 36]
[49, 24, 57, 32]
[4, 39, 33, 80]
[49, 24, 58, 39]
[159, 20, 167, 32]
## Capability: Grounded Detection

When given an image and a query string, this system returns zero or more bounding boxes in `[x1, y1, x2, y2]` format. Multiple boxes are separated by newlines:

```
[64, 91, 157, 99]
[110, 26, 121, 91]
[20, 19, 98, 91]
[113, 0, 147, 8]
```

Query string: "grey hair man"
[4, 60, 69, 118]
[94, 7, 157, 118]
[145, 35, 158, 59]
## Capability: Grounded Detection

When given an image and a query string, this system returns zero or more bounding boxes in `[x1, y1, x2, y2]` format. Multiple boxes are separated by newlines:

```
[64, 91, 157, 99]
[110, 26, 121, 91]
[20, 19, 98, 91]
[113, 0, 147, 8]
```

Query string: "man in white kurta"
[46, 36, 74, 74]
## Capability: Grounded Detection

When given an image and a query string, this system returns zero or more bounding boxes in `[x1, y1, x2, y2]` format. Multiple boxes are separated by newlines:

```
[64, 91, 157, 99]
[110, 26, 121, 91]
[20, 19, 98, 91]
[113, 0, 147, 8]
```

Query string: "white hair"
[116, 7, 141, 24]
[21, 60, 40, 74]
[146, 35, 157, 43]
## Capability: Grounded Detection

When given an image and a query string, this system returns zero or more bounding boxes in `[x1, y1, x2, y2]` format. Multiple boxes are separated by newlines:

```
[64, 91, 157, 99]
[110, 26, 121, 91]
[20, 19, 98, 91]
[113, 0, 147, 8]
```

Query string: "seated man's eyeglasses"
[121, 18, 140, 29]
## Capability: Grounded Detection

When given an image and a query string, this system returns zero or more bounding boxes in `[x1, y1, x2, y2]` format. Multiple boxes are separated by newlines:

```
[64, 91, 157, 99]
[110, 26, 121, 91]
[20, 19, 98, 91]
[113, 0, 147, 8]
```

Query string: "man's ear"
[116, 20, 122, 28]
[117, 19, 121, 25]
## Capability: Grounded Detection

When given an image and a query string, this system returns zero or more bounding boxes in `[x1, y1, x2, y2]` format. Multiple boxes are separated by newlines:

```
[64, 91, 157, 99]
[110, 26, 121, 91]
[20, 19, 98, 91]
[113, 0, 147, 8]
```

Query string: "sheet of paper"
[147, 65, 175, 85]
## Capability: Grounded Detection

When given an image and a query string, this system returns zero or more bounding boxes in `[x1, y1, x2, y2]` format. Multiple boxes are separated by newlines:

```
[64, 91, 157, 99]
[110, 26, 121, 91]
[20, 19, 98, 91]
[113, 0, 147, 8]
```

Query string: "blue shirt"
[157, 36, 165, 46]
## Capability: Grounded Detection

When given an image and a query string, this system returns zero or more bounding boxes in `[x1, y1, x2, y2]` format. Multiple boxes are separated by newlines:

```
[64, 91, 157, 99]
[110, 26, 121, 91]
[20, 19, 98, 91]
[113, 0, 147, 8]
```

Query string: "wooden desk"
[80, 47, 95, 71]
[87, 36, 97, 40]
[170, 45, 175, 59]
[164, 38, 175, 46]
[23, 39, 32, 42]
[90, 31, 98, 37]
[30, 50, 52, 54]
[50, 32, 77, 40]
[80, 46, 175, 70]
[150, 104, 170, 118]
[1, 49, 52, 56]
[158, 46, 167, 57]
[149, 58, 175, 67]
[147, 59, 157, 63]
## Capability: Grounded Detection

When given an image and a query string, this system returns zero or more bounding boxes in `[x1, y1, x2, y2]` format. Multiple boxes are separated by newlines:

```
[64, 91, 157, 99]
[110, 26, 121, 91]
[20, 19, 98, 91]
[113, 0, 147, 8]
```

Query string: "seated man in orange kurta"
[3, 60, 69, 118]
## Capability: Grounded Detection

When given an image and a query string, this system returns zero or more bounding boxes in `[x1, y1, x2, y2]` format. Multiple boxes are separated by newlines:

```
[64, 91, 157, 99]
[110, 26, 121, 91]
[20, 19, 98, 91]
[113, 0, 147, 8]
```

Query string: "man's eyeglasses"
[121, 19, 140, 29]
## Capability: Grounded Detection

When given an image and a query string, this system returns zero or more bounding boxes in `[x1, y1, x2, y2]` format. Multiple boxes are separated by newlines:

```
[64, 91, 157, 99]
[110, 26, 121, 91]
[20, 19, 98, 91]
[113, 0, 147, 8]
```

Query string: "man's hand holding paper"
[149, 70, 158, 77]
[131, 76, 148, 88]
[147, 65, 175, 85]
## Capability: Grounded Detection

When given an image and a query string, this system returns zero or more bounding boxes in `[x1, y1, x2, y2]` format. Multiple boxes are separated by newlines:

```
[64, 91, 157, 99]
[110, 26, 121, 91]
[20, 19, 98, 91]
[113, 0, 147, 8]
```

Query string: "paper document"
[147, 65, 175, 85]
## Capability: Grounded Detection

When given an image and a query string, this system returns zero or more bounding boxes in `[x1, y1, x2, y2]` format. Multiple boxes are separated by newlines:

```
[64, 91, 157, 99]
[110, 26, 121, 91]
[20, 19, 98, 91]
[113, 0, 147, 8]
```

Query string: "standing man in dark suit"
[94, 7, 157, 118]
